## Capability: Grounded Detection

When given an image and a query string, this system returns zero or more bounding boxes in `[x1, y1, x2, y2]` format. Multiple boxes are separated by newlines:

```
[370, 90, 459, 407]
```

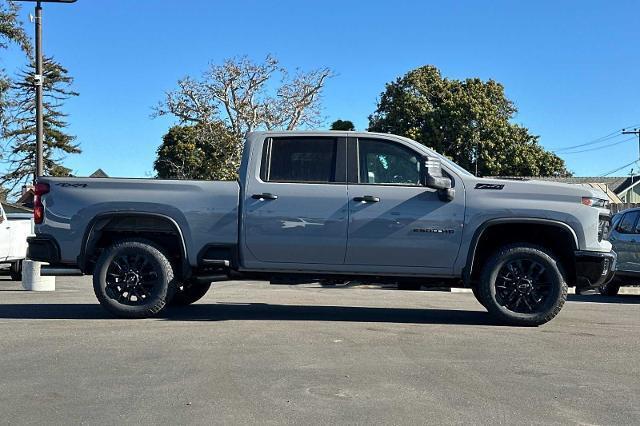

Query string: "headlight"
[581, 197, 609, 208]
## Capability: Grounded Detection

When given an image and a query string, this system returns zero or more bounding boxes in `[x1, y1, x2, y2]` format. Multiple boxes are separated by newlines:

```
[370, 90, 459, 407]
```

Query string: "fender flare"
[78, 212, 189, 273]
[463, 218, 579, 283]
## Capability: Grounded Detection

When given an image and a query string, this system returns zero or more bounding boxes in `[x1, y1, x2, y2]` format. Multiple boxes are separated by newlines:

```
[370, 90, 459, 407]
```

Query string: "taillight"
[33, 182, 50, 224]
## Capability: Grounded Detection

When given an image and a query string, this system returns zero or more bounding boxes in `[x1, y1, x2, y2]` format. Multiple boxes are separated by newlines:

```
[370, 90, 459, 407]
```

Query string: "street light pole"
[34, 1, 44, 179]
[14, 0, 77, 182]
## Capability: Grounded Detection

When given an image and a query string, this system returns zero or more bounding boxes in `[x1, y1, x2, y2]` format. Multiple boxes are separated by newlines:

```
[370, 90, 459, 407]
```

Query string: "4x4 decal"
[55, 183, 88, 188]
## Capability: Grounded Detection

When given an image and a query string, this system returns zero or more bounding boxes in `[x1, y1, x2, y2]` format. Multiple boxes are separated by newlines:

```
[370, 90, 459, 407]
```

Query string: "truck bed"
[37, 177, 240, 266]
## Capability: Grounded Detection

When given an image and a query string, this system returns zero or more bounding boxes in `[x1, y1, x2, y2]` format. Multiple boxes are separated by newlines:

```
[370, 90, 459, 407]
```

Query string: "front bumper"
[575, 250, 616, 290]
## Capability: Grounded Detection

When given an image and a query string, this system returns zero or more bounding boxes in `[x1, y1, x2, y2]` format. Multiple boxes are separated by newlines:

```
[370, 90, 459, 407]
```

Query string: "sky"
[1, 0, 639, 178]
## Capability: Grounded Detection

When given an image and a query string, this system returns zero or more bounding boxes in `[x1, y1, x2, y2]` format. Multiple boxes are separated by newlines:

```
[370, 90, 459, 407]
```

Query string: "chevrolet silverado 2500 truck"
[27, 131, 616, 325]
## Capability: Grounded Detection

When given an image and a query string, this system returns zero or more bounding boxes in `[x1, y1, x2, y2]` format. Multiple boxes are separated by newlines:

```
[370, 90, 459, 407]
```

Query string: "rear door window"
[261, 137, 339, 183]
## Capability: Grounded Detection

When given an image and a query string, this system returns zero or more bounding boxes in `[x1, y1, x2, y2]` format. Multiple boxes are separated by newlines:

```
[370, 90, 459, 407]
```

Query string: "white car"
[0, 203, 33, 280]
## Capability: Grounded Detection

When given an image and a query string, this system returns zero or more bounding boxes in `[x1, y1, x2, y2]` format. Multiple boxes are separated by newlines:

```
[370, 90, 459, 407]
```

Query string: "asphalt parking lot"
[0, 276, 638, 425]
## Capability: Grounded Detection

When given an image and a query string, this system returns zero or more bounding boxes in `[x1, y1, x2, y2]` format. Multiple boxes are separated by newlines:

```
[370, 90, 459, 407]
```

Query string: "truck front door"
[345, 137, 465, 272]
[243, 136, 348, 266]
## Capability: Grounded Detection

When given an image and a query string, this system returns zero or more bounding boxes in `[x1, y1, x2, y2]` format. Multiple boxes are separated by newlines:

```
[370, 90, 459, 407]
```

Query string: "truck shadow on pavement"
[567, 294, 640, 304]
[0, 303, 503, 326]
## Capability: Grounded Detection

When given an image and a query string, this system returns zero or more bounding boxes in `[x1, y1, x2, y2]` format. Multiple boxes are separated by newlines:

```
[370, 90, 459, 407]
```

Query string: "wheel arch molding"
[463, 218, 579, 285]
[78, 212, 190, 275]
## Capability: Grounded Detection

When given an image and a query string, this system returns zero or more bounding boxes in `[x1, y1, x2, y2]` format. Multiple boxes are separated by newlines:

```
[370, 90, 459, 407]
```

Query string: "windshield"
[438, 154, 474, 177]
[394, 134, 474, 177]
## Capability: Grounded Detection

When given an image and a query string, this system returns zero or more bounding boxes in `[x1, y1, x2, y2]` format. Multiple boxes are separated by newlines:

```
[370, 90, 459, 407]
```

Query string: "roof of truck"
[247, 130, 393, 138]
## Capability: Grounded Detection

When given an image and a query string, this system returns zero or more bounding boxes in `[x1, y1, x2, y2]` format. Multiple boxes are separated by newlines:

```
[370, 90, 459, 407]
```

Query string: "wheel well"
[82, 215, 188, 279]
[469, 223, 577, 286]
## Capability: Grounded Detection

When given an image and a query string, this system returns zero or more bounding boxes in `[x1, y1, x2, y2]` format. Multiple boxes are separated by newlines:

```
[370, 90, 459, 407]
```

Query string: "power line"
[600, 159, 639, 177]
[561, 136, 636, 154]
[553, 123, 640, 152]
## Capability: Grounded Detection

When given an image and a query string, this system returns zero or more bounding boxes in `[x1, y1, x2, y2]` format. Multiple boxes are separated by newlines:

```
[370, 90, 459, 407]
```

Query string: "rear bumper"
[575, 250, 616, 290]
[27, 236, 60, 264]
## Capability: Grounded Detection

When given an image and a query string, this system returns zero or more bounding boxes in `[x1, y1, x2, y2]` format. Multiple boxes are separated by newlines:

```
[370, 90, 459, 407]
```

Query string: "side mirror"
[422, 157, 451, 190]
[422, 157, 455, 201]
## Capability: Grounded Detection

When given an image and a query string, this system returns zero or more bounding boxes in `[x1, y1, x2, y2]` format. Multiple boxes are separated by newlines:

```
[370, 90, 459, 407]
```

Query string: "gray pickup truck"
[28, 131, 616, 325]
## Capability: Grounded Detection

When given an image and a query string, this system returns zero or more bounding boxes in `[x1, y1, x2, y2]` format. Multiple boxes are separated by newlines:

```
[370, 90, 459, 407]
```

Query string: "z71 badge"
[475, 183, 504, 190]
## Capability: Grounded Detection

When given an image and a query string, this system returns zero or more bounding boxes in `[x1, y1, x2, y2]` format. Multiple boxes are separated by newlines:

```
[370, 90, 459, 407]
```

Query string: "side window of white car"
[617, 211, 639, 234]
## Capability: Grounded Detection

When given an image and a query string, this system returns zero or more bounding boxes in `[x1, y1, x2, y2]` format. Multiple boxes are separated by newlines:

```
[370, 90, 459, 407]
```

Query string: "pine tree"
[2, 57, 80, 194]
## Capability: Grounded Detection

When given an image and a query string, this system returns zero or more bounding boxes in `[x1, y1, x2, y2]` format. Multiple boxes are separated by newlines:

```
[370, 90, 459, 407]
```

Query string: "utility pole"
[14, 0, 77, 181]
[34, 1, 43, 179]
[622, 128, 640, 160]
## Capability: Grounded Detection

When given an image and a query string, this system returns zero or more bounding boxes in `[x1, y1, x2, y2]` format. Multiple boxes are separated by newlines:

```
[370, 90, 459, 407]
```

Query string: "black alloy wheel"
[105, 252, 161, 305]
[494, 258, 553, 314]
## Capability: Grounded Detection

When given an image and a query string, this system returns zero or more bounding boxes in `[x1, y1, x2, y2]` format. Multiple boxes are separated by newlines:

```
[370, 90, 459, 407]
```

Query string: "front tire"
[9, 260, 22, 281]
[599, 279, 621, 296]
[169, 281, 211, 306]
[479, 244, 568, 326]
[93, 239, 176, 318]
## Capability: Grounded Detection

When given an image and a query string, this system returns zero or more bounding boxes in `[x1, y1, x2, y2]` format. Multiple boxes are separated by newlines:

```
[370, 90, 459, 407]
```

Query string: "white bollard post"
[22, 260, 55, 291]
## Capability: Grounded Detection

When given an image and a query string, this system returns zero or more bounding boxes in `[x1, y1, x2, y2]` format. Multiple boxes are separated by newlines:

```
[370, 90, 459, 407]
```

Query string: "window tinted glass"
[617, 211, 639, 234]
[358, 139, 421, 185]
[262, 137, 338, 183]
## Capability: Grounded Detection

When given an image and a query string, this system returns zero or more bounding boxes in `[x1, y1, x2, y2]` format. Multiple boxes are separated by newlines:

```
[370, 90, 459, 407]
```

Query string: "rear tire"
[93, 239, 176, 318]
[169, 281, 211, 306]
[9, 260, 22, 281]
[472, 285, 488, 308]
[599, 279, 621, 296]
[479, 244, 568, 326]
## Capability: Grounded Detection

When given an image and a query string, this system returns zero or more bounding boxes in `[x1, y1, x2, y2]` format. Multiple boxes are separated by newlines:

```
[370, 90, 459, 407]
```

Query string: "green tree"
[154, 123, 240, 181]
[368, 65, 570, 177]
[1, 57, 80, 194]
[330, 119, 355, 131]
[1, 0, 30, 134]
[155, 55, 333, 180]
[0, 1, 29, 52]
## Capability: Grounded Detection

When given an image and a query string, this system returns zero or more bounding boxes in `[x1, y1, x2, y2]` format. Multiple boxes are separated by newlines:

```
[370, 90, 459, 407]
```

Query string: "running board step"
[192, 274, 229, 283]
[201, 259, 230, 268]
[40, 267, 83, 276]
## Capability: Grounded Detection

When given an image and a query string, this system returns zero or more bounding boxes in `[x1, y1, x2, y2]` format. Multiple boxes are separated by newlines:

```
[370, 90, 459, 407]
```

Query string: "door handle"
[252, 193, 278, 200]
[353, 195, 380, 203]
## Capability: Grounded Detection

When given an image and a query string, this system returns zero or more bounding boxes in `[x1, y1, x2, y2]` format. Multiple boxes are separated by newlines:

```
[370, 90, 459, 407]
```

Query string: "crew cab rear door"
[242, 136, 348, 267]
[345, 137, 465, 272]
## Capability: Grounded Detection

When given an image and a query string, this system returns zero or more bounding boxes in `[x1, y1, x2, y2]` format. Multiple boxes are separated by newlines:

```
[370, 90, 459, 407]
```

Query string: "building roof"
[89, 168, 109, 178]
[1, 201, 33, 214]
[496, 176, 639, 195]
